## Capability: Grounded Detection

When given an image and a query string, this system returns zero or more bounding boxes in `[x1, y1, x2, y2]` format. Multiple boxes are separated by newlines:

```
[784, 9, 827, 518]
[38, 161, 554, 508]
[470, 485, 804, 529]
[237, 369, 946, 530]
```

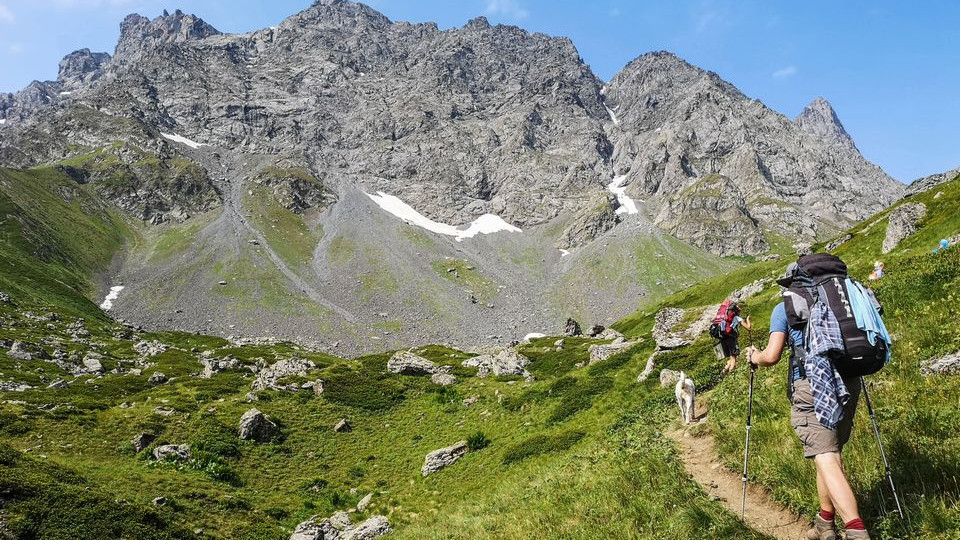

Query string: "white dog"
[675, 371, 696, 424]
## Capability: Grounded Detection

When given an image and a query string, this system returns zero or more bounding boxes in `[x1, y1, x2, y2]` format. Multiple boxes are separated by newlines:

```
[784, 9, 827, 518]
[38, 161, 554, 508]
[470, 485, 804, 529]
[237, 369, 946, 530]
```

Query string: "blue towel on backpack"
[846, 278, 892, 363]
[805, 302, 850, 429]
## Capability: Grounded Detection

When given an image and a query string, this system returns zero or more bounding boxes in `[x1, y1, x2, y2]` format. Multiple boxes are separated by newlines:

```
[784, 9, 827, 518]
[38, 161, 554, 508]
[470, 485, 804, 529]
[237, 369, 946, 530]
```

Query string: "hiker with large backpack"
[710, 300, 752, 373]
[744, 254, 894, 540]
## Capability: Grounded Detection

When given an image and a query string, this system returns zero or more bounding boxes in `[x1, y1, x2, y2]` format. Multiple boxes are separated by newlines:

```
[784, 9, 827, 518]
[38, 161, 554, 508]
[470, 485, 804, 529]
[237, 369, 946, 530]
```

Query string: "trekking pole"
[860, 376, 905, 519]
[741, 350, 757, 518]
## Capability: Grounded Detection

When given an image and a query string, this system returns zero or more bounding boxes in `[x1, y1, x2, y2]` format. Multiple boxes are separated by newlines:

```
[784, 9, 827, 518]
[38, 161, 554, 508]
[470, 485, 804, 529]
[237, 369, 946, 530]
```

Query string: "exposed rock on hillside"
[238, 408, 280, 442]
[387, 351, 437, 375]
[921, 351, 960, 377]
[556, 193, 621, 249]
[462, 348, 531, 378]
[905, 166, 960, 198]
[882, 202, 926, 253]
[291, 511, 391, 540]
[422, 440, 468, 476]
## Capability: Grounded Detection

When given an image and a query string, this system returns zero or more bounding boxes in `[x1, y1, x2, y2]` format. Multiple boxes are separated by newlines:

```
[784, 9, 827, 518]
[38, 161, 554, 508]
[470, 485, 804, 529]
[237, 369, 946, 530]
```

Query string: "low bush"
[323, 371, 406, 410]
[502, 431, 586, 465]
[467, 431, 490, 451]
[548, 377, 613, 423]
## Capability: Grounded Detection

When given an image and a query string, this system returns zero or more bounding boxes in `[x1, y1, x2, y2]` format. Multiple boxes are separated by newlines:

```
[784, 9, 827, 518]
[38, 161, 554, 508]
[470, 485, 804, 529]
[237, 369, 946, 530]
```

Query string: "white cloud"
[485, 0, 529, 21]
[772, 66, 797, 79]
[0, 3, 15, 23]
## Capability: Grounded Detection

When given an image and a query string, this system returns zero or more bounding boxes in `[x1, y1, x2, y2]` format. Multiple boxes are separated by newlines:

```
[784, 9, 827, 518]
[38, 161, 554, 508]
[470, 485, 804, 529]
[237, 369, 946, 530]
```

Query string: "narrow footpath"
[667, 424, 809, 540]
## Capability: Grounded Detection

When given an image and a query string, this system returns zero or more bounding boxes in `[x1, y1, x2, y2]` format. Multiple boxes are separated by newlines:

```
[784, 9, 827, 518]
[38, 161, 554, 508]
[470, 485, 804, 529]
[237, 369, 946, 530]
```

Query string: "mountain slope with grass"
[0, 166, 955, 539]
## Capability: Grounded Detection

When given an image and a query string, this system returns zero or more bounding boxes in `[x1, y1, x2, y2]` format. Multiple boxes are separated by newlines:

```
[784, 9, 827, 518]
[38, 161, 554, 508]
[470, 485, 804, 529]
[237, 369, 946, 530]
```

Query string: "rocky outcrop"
[291, 511, 391, 540]
[795, 97, 857, 152]
[152, 444, 190, 461]
[253, 167, 337, 214]
[133, 340, 167, 357]
[148, 372, 167, 384]
[387, 351, 437, 375]
[652, 308, 688, 349]
[200, 355, 244, 378]
[824, 234, 853, 253]
[333, 418, 352, 433]
[563, 318, 583, 337]
[905, 165, 960, 197]
[659, 369, 681, 388]
[882, 202, 926, 253]
[556, 193, 621, 250]
[421, 440, 468, 476]
[920, 352, 960, 377]
[587, 340, 634, 364]
[58, 48, 111, 87]
[655, 174, 768, 256]
[251, 357, 316, 392]
[462, 349, 531, 378]
[431, 373, 457, 386]
[131, 432, 155, 453]
[238, 408, 280, 442]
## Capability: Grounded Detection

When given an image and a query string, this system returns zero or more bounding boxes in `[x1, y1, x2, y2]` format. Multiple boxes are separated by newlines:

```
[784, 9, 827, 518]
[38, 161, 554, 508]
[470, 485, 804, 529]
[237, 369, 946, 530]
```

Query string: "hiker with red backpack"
[710, 300, 752, 373]
[744, 253, 898, 540]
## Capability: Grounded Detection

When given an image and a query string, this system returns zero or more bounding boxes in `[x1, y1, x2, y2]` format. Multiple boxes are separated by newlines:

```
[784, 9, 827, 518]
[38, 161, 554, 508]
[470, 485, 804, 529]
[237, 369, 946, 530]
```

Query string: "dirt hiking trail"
[668, 421, 809, 540]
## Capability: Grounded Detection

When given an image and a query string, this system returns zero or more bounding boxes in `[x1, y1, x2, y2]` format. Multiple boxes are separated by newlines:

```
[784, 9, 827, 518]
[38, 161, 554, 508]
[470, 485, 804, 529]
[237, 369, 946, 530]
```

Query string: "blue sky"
[0, 0, 957, 182]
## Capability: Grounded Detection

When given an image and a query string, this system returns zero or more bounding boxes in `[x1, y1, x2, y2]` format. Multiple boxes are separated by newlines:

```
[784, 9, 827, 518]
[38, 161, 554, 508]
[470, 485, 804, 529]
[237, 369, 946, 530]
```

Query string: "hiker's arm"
[741, 315, 752, 330]
[747, 331, 785, 367]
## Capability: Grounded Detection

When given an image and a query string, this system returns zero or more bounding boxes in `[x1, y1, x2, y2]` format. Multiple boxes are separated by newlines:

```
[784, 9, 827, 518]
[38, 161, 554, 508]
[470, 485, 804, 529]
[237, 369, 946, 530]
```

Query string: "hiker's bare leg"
[815, 466, 834, 514]
[724, 354, 738, 372]
[814, 452, 860, 521]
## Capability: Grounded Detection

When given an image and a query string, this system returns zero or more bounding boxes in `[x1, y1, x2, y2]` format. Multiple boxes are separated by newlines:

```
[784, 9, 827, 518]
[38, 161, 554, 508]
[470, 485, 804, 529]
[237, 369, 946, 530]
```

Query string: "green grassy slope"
[616, 173, 960, 538]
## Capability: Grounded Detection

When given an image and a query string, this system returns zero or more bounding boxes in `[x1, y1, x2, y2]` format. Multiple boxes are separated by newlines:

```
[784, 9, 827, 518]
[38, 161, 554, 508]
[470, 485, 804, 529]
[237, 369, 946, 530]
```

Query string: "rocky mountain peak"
[795, 96, 856, 151]
[116, 9, 220, 58]
[57, 48, 111, 86]
[284, 0, 391, 31]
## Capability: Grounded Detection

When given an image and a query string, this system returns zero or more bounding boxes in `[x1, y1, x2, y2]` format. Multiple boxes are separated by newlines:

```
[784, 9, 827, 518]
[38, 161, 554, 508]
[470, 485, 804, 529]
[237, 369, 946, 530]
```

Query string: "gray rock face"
[795, 97, 858, 152]
[563, 318, 582, 337]
[655, 174, 768, 256]
[238, 408, 279, 442]
[131, 432, 156, 453]
[882, 202, 926, 253]
[342, 516, 391, 540]
[921, 352, 960, 376]
[290, 511, 390, 540]
[82, 353, 105, 373]
[462, 348, 530, 378]
[556, 193, 621, 250]
[652, 308, 689, 349]
[152, 444, 190, 461]
[587, 340, 634, 364]
[430, 372, 457, 386]
[905, 165, 960, 197]
[421, 440, 468, 476]
[387, 351, 437, 375]
[824, 233, 853, 253]
[333, 418, 352, 432]
[58, 48, 111, 87]
[251, 357, 316, 391]
[200, 356, 244, 378]
[148, 372, 167, 384]
[133, 340, 167, 357]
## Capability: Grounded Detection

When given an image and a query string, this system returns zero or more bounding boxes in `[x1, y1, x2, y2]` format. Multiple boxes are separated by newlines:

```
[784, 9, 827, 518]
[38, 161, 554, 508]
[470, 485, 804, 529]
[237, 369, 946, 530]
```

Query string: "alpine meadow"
[0, 2, 957, 539]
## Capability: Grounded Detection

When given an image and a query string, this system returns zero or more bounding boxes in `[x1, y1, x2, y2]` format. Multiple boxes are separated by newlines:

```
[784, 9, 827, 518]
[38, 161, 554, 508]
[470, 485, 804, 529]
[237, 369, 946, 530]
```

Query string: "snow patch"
[523, 332, 546, 343]
[160, 132, 207, 149]
[365, 191, 521, 241]
[559, 249, 570, 257]
[604, 104, 620, 125]
[59, 91, 73, 96]
[608, 175, 638, 215]
[0, 119, 6, 125]
[100, 286, 124, 311]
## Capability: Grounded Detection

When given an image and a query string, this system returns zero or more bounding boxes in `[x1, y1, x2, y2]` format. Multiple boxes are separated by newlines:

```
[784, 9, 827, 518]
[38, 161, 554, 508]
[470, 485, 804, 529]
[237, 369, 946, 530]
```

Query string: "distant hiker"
[868, 261, 884, 281]
[745, 254, 890, 540]
[709, 300, 752, 373]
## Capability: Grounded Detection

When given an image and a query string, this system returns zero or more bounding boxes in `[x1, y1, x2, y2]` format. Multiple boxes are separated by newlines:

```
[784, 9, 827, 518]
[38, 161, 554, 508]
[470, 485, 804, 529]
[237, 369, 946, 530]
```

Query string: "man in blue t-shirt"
[744, 265, 870, 540]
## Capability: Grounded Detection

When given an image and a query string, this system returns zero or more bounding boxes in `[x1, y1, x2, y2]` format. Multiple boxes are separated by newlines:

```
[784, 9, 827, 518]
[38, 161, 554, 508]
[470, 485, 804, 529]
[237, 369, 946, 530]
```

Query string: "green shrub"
[548, 377, 614, 423]
[323, 371, 405, 410]
[467, 431, 490, 451]
[502, 431, 586, 465]
[586, 348, 635, 376]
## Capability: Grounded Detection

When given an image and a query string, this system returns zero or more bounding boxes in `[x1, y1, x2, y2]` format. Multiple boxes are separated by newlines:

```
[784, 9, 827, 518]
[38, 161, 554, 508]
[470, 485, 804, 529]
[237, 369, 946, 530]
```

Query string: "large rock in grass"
[251, 357, 316, 391]
[131, 432, 155, 453]
[462, 348, 531, 378]
[921, 352, 960, 377]
[882, 202, 926, 254]
[652, 308, 689, 349]
[587, 340, 634, 364]
[431, 373, 457, 386]
[290, 511, 390, 540]
[82, 352, 105, 373]
[387, 351, 437, 375]
[422, 440, 468, 477]
[152, 444, 190, 461]
[563, 318, 582, 336]
[238, 408, 279, 442]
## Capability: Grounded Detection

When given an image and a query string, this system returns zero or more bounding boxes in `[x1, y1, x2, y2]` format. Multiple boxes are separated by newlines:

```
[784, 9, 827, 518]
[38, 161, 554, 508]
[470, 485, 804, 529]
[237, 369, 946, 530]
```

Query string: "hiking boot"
[806, 515, 837, 540]
[844, 530, 871, 540]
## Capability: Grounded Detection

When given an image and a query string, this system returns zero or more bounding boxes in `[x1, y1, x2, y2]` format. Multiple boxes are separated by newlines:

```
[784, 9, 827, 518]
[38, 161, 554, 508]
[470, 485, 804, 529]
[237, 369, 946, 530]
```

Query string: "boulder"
[148, 372, 167, 384]
[356, 492, 373, 512]
[462, 349, 531, 378]
[152, 444, 190, 461]
[386, 351, 437, 375]
[343, 516, 391, 540]
[131, 432, 156, 453]
[659, 369, 681, 388]
[334, 418, 352, 433]
[82, 353, 104, 373]
[7, 341, 32, 361]
[563, 318, 582, 336]
[586, 324, 605, 337]
[431, 373, 457, 386]
[47, 379, 68, 389]
[636, 351, 662, 383]
[462, 396, 478, 407]
[652, 308, 689, 349]
[422, 440, 468, 477]
[133, 340, 167, 357]
[587, 341, 634, 364]
[153, 496, 166, 506]
[920, 352, 960, 376]
[238, 408, 279, 442]
[598, 328, 624, 341]
[251, 357, 316, 392]
[200, 356, 243, 378]
[882, 202, 926, 253]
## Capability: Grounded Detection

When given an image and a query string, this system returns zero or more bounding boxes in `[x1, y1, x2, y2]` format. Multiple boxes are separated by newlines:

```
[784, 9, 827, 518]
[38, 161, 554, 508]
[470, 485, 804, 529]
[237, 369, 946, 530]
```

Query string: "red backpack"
[709, 301, 738, 339]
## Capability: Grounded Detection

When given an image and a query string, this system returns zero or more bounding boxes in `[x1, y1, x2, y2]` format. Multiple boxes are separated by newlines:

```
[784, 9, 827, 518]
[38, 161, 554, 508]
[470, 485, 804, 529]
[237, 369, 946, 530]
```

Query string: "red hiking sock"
[845, 518, 866, 530]
[819, 510, 835, 521]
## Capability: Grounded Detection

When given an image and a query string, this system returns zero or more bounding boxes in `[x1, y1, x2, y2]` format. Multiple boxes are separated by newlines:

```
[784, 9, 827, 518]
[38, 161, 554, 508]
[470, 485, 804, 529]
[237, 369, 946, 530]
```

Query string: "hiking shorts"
[719, 334, 740, 357]
[790, 378, 860, 458]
